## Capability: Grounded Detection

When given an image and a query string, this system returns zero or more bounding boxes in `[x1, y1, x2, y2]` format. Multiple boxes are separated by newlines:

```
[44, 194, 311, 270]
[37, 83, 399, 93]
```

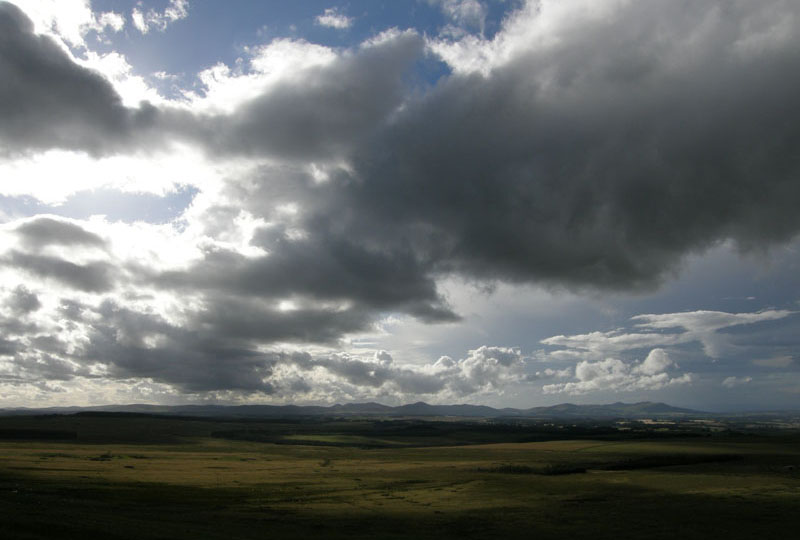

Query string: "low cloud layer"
[543, 310, 795, 361]
[539, 309, 798, 395]
[543, 349, 693, 395]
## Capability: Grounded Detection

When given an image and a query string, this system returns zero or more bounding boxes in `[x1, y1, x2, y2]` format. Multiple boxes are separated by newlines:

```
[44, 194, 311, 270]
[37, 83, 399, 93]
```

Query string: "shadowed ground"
[0, 415, 798, 539]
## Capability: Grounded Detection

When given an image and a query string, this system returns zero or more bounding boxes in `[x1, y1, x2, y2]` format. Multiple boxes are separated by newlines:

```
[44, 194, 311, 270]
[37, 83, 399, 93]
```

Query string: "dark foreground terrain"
[0, 413, 798, 539]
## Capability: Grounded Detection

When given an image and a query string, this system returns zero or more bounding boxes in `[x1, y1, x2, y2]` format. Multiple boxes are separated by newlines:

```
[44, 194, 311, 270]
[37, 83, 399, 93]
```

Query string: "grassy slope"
[0, 416, 798, 539]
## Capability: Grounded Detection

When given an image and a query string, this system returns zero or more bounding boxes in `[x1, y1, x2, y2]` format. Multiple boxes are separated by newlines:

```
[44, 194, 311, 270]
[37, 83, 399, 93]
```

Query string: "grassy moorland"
[0, 414, 798, 539]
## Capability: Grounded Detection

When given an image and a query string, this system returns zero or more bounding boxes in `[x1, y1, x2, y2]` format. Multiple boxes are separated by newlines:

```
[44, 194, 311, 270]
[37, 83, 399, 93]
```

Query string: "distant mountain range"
[0, 401, 706, 419]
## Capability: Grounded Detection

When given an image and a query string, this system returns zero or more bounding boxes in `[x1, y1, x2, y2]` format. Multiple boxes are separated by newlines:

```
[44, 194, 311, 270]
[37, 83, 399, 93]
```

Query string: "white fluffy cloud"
[131, 0, 189, 34]
[183, 38, 337, 114]
[538, 309, 797, 395]
[315, 7, 353, 30]
[11, 0, 124, 48]
[544, 349, 692, 395]
[430, 346, 528, 396]
[429, 0, 487, 36]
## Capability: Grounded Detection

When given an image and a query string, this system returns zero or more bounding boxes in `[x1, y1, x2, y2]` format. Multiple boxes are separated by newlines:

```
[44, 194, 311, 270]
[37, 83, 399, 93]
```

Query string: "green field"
[1, 414, 798, 539]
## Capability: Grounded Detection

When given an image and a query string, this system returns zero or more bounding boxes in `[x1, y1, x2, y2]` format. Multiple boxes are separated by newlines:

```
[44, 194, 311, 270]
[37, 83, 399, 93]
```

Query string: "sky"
[1, 0, 800, 411]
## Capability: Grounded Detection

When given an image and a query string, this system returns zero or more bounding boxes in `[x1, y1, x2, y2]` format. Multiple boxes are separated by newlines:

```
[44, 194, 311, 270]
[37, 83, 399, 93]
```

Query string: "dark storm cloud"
[192, 294, 373, 344]
[14, 352, 87, 381]
[154, 231, 457, 323]
[101, 344, 278, 393]
[5, 251, 115, 292]
[80, 301, 279, 393]
[0, 2, 155, 154]
[198, 0, 800, 307]
[333, 0, 800, 290]
[68, 298, 417, 393]
[15, 217, 105, 249]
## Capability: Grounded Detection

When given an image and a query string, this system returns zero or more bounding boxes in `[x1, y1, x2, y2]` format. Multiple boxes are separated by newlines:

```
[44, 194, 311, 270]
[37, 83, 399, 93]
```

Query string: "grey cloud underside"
[291, 353, 446, 394]
[8, 285, 40, 314]
[0, 295, 496, 395]
[341, 4, 800, 289]
[4, 251, 115, 292]
[75, 293, 445, 391]
[66, 301, 277, 392]
[0, 283, 523, 395]
[182, 32, 425, 161]
[1, 219, 451, 386]
[86, 326, 523, 396]
[0, 337, 20, 357]
[153, 232, 458, 322]
[15, 217, 105, 248]
[192, 295, 374, 343]
[0, 311, 38, 337]
[0, 3, 156, 155]
[42, 297, 375, 392]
